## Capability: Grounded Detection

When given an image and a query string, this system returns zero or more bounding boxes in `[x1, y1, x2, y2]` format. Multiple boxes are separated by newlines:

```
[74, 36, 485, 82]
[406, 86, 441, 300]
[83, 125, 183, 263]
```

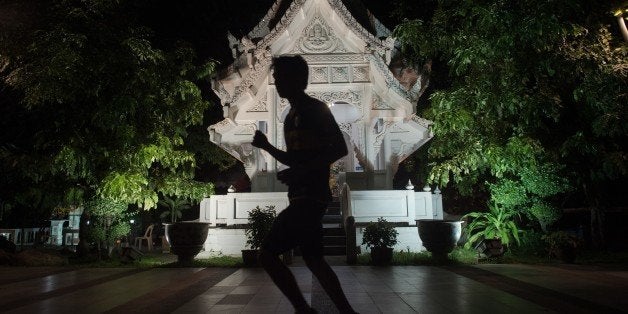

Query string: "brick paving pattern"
[1, 261, 627, 313]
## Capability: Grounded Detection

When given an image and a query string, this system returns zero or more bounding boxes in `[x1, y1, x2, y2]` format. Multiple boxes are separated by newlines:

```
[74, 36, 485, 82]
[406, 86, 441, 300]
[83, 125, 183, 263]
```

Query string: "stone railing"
[199, 192, 288, 226]
[198, 186, 444, 255]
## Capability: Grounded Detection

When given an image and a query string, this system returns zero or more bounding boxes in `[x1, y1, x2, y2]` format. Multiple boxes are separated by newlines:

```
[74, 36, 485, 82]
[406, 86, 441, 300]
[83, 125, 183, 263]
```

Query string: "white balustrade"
[199, 186, 444, 255]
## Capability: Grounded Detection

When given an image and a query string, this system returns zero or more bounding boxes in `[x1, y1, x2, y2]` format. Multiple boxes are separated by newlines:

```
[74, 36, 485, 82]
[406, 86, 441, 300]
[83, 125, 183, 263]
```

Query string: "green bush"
[542, 231, 583, 257]
[508, 229, 546, 257]
[356, 248, 478, 265]
[158, 195, 191, 223]
[362, 217, 399, 249]
[462, 202, 521, 249]
[86, 198, 133, 258]
[528, 203, 561, 231]
[191, 255, 243, 267]
[245, 206, 276, 250]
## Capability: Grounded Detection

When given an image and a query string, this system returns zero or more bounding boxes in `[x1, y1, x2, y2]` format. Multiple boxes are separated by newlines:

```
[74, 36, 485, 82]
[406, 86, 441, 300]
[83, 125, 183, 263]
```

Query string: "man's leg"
[259, 249, 314, 313]
[304, 255, 356, 313]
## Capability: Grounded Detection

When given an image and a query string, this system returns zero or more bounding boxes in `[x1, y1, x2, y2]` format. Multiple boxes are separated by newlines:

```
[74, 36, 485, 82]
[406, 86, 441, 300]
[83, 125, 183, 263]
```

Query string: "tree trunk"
[590, 205, 605, 249]
[585, 182, 605, 249]
[76, 210, 90, 257]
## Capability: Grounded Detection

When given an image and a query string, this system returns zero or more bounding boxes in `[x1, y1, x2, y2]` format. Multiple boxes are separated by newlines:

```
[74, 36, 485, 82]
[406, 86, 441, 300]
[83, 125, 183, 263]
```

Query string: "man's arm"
[251, 130, 294, 167]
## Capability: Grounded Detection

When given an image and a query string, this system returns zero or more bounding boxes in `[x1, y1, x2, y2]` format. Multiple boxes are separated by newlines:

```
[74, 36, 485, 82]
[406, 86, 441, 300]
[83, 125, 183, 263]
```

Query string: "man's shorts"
[261, 199, 327, 257]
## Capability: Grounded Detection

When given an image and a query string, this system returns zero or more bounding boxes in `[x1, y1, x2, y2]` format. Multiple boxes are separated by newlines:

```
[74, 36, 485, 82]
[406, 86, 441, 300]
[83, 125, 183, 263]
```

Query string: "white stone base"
[200, 225, 426, 257]
[356, 226, 425, 253]
[200, 228, 248, 257]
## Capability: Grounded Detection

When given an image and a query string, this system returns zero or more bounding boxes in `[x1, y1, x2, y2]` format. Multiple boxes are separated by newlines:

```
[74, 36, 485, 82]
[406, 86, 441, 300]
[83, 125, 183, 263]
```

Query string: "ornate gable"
[294, 13, 346, 54]
[209, 0, 433, 192]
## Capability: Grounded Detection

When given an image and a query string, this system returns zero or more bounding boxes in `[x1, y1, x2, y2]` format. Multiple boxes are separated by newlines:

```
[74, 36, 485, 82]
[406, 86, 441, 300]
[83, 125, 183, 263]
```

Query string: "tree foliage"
[362, 217, 399, 249]
[1, 0, 217, 216]
[158, 195, 191, 223]
[245, 206, 276, 250]
[394, 0, 627, 239]
[462, 202, 521, 249]
[85, 197, 132, 257]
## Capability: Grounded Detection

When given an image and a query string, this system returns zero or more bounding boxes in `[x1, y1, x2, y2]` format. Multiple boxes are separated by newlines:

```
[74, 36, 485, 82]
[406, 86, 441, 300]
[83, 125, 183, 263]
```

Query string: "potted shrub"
[243, 205, 276, 266]
[462, 202, 521, 256]
[417, 219, 463, 259]
[362, 217, 398, 265]
[159, 195, 191, 223]
[164, 221, 210, 264]
[542, 231, 582, 263]
[159, 195, 191, 253]
[160, 196, 210, 264]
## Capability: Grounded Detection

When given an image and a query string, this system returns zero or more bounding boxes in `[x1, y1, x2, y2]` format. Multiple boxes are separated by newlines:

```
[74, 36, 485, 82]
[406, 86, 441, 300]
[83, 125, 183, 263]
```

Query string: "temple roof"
[213, 0, 422, 103]
[247, 0, 392, 42]
[207, 0, 432, 190]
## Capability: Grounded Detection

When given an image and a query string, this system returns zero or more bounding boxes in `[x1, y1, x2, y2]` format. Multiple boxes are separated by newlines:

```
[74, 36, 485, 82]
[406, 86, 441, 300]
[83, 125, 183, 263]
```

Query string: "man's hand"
[252, 130, 270, 150]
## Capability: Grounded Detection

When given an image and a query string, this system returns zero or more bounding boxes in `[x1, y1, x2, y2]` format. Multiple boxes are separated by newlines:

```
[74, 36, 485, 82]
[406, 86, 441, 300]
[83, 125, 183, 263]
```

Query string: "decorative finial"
[434, 186, 441, 194]
[422, 184, 431, 192]
[227, 185, 236, 193]
[405, 180, 415, 190]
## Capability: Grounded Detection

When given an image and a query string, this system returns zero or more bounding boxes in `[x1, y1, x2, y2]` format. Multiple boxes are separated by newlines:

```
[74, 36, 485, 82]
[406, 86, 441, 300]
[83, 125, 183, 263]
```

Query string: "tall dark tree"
[394, 0, 627, 245]
[0, 0, 245, 252]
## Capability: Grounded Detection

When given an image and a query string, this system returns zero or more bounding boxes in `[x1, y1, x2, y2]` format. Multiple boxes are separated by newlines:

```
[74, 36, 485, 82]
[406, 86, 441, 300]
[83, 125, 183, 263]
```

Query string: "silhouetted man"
[252, 55, 356, 314]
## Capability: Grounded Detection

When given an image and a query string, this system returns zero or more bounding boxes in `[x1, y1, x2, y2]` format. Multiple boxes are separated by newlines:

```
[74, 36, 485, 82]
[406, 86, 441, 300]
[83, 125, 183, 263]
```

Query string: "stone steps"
[293, 201, 347, 256]
[323, 201, 345, 256]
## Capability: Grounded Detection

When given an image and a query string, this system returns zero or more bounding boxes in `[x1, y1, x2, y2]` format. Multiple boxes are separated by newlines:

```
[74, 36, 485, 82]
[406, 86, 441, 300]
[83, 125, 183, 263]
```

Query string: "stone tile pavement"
[0, 260, 627, 313]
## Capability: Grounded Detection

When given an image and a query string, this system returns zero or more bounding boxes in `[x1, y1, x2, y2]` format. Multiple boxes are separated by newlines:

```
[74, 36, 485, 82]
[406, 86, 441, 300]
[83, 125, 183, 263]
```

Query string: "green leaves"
[85, 197, 132, 254]
[463, 203, 521, 249]
[362, 217, 399, 248]
[1, 0, 220, 216]
[158, 195, 191, 223]
[98, 171, 157, 209]
[52, 146, 90, 180]
[124, 38, 165, 64]
[245, 206, 276, 250]
[395, 0, 626, 238]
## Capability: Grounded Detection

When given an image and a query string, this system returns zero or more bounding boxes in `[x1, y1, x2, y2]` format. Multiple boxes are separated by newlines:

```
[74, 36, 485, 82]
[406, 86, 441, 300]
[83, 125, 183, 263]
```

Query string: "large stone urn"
[417, 220, 463, 259]
[164, 221, 210, 263]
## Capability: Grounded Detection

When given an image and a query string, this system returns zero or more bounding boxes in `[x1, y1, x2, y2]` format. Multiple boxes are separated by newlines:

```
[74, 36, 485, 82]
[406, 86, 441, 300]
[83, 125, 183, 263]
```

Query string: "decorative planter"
[164, 221, 210, 263]
[417, 219, 463, 259]
[160, 235, 170, 253]
[370, 246, 393, 266]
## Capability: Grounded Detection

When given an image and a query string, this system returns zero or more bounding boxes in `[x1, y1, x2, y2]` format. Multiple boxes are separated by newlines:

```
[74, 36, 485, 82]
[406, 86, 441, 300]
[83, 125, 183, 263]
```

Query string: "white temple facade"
[208, 0, 433, 192]
[199, 0, 442, 256]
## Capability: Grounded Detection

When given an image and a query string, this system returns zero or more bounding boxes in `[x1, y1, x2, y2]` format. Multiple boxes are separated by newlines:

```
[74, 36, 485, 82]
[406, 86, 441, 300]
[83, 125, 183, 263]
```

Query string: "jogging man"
[252, 55, 357, 314]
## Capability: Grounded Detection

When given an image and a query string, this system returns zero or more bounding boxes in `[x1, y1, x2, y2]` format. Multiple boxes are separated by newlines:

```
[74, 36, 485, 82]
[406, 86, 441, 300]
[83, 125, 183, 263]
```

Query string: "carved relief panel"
[247, 91, 268, 112]
[331, 66, 350, 83]
[352, 66, 370, 82]
[310, 66, 329, 84]
[294, 14, 346, 54]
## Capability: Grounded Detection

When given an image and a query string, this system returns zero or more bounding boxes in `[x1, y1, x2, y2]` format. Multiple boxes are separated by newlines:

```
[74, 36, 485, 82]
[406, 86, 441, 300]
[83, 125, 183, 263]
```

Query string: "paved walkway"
[0, 261, 627, 313]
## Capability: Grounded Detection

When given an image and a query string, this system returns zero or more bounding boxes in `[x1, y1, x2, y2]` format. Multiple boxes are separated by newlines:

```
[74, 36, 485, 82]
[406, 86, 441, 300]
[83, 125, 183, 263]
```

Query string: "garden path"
[0, 260, 626, 313]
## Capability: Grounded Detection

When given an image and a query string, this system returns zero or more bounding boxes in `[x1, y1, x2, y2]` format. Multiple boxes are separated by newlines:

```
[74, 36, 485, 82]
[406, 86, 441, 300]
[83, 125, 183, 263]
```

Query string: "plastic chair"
[134, 224, 154, 251]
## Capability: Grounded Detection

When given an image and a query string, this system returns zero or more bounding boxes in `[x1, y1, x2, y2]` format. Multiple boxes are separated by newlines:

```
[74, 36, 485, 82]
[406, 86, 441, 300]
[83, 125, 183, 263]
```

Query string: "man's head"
[272, 55, 308, 98]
